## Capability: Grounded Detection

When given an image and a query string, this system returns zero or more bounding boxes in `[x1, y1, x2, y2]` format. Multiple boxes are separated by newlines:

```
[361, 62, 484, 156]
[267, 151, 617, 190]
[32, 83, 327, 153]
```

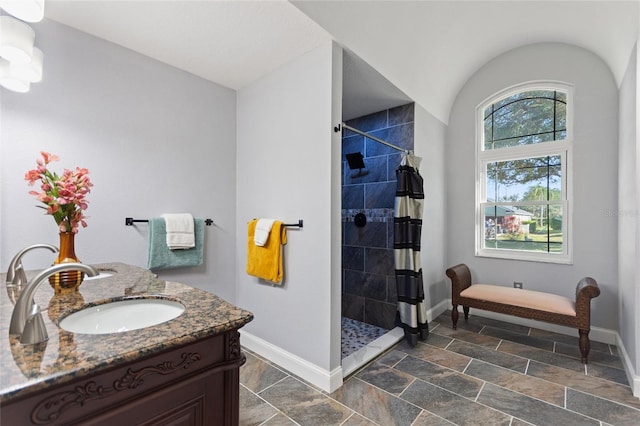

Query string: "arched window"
[476, 82, 573, 263]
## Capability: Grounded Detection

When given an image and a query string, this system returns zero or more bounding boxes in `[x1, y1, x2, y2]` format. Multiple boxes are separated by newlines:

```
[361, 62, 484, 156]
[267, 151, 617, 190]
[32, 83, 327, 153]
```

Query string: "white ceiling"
[342, 48, 412, 120]
[45, 0, 331, 90]
[294, 0, 640, 123]
[44, 1, 639, 124]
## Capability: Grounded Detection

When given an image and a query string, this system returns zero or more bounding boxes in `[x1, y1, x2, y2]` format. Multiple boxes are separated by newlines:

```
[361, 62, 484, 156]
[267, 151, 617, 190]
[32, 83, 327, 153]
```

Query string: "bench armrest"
[446, 264, 472, 298]
[576, 277, 600, 300]
[575, 277, 600, 324]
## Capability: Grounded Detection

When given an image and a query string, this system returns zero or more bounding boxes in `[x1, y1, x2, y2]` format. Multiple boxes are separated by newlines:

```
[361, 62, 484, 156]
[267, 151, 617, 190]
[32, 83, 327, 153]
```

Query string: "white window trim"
[475, 81, 574, 264]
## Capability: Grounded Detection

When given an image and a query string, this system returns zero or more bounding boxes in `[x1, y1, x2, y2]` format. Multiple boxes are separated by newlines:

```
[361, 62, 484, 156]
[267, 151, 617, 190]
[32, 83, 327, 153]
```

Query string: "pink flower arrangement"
[25, 151, 93, 234]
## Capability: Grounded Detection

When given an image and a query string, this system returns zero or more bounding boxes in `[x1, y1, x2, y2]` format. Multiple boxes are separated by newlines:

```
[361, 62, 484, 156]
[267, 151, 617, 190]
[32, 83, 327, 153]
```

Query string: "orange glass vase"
[48, 232, 85, 293]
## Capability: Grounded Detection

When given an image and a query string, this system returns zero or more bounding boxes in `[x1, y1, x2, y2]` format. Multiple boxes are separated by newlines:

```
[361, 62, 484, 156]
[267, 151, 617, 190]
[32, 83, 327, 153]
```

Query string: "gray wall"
[415, 103, 448, 312]
[446, 42, 619, 331]
[236, 40, 341, 377]
[0, 20, 238, 302]
[618, 43, 639, 380]
[341, 104, 414, 330]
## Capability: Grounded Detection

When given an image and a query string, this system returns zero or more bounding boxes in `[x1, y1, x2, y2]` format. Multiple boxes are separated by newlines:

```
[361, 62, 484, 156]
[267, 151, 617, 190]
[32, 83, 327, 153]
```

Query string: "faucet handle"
[7, 264, 27, 288]
[10, 262, 98, 343]
[20, 303, 48, 345]
[6, 244, 59, 286]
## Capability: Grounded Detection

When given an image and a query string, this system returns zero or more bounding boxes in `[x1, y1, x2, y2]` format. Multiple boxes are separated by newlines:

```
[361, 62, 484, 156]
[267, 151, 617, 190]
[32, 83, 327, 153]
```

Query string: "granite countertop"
[0, 262, 253, 403]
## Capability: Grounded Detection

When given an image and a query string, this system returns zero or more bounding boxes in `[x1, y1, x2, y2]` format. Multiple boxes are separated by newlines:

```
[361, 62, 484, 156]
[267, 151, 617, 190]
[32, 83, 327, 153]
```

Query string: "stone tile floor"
[239, 311, 640, 425]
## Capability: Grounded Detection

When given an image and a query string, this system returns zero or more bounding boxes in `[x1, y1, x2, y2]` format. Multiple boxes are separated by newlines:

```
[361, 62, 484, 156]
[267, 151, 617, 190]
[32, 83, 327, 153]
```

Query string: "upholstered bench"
[445, 263, 600, 364]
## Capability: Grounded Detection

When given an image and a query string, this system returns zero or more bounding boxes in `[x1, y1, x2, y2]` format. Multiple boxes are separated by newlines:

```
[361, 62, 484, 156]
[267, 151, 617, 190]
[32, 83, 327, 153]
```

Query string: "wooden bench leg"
[579, 329, 590, 364]
[451, 305, 459, 329]
[463, 306, 470, 321]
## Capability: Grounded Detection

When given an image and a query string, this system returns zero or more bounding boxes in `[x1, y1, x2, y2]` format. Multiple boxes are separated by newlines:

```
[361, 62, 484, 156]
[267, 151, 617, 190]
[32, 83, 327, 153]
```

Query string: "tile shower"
[341, 103, 415, 356]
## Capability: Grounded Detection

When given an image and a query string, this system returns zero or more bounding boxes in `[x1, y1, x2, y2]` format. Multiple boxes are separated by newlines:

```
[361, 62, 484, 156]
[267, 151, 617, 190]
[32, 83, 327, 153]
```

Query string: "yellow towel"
[246, 219, 287, 284]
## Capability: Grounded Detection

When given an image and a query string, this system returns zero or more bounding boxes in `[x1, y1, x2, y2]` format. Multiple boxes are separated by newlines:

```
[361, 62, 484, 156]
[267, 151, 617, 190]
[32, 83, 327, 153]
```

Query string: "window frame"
[475, 81, 574, 264]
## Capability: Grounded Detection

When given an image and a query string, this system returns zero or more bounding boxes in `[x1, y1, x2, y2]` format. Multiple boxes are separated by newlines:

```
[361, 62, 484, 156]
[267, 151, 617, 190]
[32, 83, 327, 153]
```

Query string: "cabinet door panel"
[82, 372, 223, 426]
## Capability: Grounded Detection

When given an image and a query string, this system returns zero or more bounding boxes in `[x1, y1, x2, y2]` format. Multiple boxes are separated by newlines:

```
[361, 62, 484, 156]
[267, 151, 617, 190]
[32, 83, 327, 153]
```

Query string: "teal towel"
[147, 217, 205, 270]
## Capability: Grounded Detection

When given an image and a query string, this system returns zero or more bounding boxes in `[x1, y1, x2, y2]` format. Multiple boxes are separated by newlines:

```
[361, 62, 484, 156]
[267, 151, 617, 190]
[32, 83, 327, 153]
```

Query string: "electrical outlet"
[514, 282, 523, 289]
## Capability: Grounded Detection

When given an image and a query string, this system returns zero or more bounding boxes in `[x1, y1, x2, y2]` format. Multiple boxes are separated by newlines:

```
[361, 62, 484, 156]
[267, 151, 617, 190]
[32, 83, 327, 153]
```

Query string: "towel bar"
[283, 220, 303, 228]
[125, 217, 214, 226]
[252, 219, 303, 228]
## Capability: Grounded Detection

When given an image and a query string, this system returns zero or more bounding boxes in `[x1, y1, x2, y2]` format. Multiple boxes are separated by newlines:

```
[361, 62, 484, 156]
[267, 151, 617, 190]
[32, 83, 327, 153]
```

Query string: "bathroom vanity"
[0, 263, 253, 425]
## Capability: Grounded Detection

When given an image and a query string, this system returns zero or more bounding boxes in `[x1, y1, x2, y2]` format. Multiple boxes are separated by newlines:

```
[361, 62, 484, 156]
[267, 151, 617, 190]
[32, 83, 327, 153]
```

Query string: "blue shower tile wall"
[341, 103, 415, 330]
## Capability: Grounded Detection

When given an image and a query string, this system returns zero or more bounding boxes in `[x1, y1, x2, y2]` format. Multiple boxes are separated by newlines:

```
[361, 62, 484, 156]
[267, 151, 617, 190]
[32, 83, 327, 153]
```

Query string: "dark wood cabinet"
[1, 330, 244, 426]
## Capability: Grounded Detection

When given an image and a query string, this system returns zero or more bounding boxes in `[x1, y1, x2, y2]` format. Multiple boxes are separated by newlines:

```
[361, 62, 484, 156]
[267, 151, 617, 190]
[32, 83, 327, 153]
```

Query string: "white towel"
[161, 213, 195, 249]
[254, 218, 276, 247]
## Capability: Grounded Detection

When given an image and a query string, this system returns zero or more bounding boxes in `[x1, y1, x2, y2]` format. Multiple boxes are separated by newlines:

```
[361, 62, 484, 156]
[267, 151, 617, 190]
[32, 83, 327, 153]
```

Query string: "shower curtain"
[394, 153, 429, 346]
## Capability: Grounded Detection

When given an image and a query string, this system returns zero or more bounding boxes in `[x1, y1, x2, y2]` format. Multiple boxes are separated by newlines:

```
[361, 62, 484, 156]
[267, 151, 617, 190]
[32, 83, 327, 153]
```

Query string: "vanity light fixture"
[0, 57, 30, 92]
[0, 46, 42, 92]
[0, 15, 35, 63]
[0, 0, 45, 93]
[0, 0, 44, 23]
[11, 45, 42, 81]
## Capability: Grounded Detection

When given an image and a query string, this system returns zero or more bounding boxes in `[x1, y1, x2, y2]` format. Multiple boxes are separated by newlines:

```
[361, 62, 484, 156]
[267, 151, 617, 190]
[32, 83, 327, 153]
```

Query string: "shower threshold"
[341, 327, 404, 377]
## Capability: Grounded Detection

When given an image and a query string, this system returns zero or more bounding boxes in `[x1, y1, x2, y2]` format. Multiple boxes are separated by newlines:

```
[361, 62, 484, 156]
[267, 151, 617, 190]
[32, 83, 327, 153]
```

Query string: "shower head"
[345, 152, 365, 170]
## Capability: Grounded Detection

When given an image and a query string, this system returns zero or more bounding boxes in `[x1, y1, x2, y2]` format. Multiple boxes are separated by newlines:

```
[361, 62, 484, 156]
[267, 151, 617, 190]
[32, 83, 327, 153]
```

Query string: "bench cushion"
[460, 284, 576, 317]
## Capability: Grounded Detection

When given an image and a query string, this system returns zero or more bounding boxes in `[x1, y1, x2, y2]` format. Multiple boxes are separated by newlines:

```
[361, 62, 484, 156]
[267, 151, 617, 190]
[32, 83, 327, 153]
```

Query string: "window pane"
[486, 155, 562, 201]
[484, 108, 493, 147]
[483, 204, 563, 253]
[556, 91, 567, 103]
[484, 90, 567, 150]
[493, 98, 554, 140]
[555, 99, 566, 139]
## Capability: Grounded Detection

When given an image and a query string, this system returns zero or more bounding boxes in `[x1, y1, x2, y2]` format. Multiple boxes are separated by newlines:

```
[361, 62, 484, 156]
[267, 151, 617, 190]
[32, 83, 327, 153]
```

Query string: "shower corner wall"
[341, 103, 415, 331]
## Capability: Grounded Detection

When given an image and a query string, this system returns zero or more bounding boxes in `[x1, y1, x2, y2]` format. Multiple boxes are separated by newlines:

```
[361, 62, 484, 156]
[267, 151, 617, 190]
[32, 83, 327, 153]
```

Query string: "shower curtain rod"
[334, 122, 410, 154]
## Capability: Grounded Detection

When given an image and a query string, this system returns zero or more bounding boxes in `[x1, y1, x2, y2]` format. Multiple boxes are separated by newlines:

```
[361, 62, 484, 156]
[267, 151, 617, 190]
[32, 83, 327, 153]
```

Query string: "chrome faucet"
[6, 244, 59, 286]
[9, 263, 98, 345]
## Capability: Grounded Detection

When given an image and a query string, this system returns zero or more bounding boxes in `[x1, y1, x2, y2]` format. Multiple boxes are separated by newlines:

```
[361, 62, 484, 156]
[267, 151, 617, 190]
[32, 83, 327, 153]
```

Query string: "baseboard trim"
[240, 330, 343, 393]
[428, 298, 451, 322]
[615, 332, 640, 398]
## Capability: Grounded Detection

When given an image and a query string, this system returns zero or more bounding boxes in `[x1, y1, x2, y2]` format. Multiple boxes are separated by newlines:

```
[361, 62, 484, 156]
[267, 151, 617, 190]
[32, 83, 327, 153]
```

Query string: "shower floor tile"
[342, 317, 389, 359]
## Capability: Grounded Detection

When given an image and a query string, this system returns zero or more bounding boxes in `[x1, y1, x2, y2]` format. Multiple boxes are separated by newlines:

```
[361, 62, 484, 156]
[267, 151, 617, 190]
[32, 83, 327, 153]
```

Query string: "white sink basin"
[59, 298, 185, 334]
